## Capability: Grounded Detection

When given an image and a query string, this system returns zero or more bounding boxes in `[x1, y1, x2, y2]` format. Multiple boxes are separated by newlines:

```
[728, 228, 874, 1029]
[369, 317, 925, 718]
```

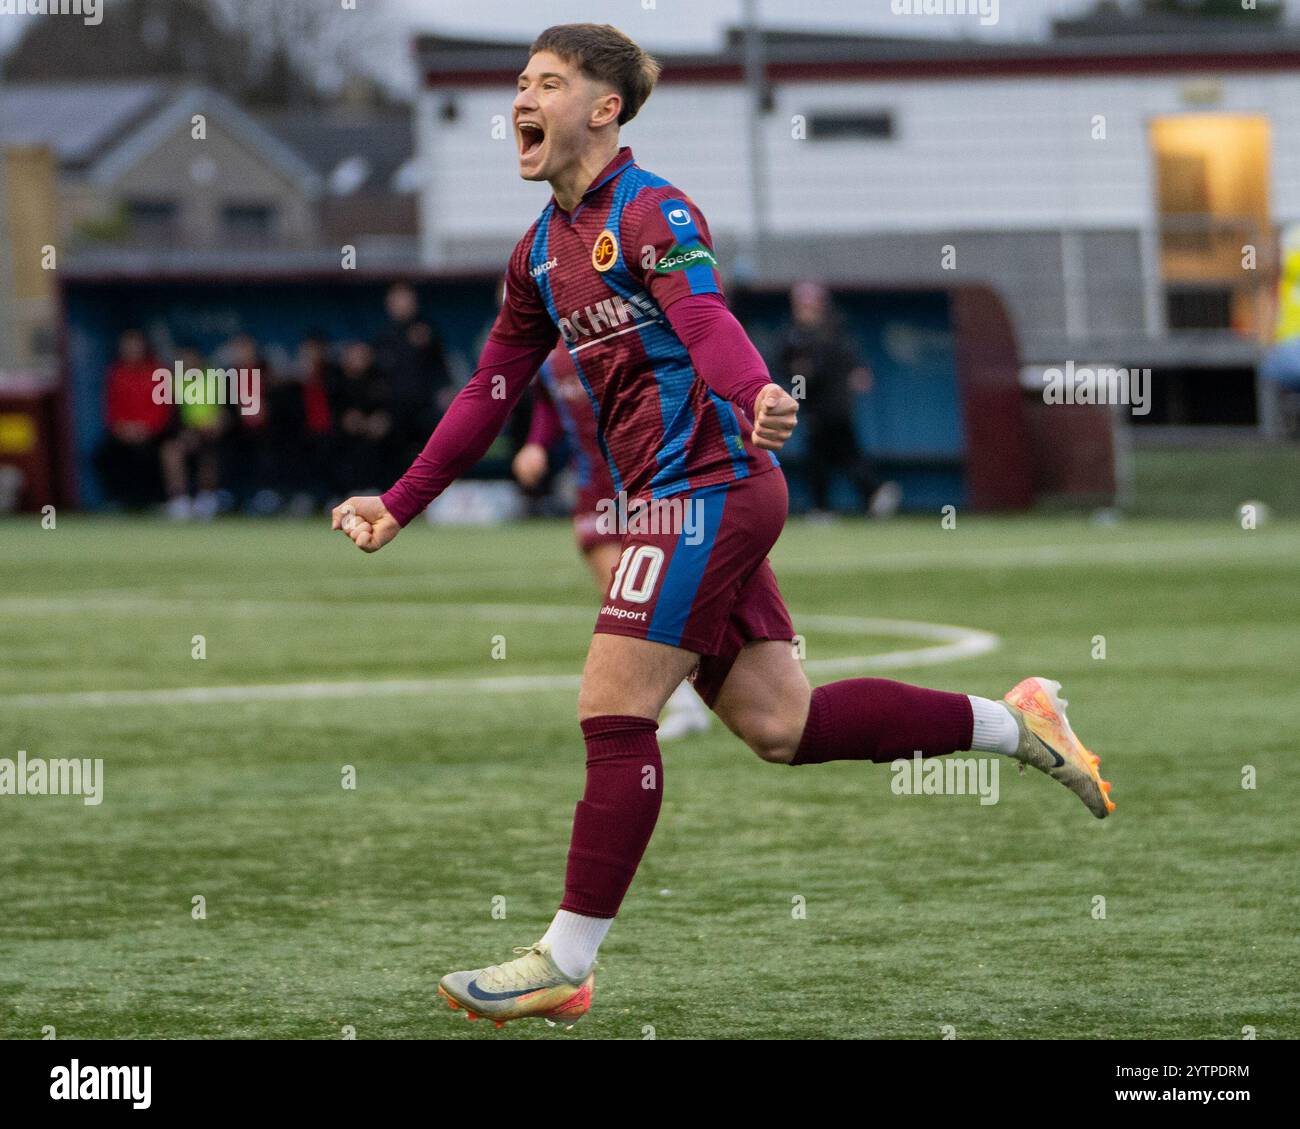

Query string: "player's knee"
[577, 676, 641, 722]
[576, 682, 609, 722]
[740, 713, 803, 764]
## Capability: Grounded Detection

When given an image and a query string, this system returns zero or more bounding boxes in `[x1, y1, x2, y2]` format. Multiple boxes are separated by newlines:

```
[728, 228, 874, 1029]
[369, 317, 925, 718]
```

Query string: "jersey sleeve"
[622, 189, 725, 314]
[663, 293, 771, 421]
[489, 226, 559, 349]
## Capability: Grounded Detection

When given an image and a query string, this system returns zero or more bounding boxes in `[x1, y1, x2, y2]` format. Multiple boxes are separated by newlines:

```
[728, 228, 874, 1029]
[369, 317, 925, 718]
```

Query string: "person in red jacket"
[95, 328, 183, 510]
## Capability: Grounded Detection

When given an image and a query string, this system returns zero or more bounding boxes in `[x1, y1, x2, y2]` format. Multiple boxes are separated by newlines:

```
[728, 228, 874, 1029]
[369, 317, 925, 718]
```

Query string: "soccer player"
[513, 343, 711, 740]
[331, 23, 1115, 1028]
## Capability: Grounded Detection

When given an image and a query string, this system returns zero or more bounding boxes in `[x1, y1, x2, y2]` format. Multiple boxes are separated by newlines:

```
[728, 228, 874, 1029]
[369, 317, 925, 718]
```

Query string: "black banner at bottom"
[0, 1037, 1289, 1114]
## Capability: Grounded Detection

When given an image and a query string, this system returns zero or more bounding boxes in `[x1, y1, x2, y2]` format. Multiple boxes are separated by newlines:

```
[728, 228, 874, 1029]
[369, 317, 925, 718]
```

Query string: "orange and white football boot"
[437, 942, 594, 1029]
[1003, 677, 1115, 819]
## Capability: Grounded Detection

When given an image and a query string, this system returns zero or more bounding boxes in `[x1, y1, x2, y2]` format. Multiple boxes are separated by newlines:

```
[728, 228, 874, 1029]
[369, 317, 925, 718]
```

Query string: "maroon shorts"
[574, 483, 623, 554]
[594, 467, 795, 706]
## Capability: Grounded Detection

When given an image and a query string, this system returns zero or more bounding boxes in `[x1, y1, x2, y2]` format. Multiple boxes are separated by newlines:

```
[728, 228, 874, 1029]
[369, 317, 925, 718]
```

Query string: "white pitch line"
[4, 610, 999, 709]
[6, 674, 584, 710]
[6, 529, 1293, 619]
[798, 614, 999, 673]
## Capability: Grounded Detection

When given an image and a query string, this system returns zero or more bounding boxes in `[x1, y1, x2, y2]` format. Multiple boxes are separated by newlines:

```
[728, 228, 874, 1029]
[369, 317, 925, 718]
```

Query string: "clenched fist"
[331, 495, 401, 554]
[512, 442, 549, 491]
[751, 383, 799, 452]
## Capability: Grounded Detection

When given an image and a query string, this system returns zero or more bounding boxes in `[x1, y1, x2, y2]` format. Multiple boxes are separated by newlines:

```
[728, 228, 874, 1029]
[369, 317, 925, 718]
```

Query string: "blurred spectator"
[216, 333, 274, 511]
[166, 345, 226, 520]
[1261, 225, 1300, 438]
[95, 329, 186, 510]
[330, 340, 392, 494]
[373, 282, 451, 480]
[287, 332, 339, 508]
[776, 282, 900, 518]
[256, 332, 334, 515]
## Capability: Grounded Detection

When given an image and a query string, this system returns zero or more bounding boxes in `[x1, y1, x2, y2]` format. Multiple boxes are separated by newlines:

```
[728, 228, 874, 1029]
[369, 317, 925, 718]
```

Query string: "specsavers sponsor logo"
[654, 242, 718, 274]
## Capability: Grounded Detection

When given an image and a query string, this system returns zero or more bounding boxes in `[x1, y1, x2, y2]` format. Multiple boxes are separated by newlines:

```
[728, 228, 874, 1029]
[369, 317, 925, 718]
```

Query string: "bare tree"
[210, 0, 401, 105]
[2, 0, 403, 106]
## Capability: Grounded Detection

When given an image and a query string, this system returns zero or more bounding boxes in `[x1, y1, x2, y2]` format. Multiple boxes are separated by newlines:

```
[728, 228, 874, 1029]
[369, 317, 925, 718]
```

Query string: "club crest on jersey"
[592, 229, 619, 273]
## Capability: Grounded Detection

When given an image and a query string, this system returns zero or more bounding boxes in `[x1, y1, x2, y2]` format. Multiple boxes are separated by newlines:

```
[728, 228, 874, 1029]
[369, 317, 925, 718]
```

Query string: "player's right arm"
[333, 234, 558, 553]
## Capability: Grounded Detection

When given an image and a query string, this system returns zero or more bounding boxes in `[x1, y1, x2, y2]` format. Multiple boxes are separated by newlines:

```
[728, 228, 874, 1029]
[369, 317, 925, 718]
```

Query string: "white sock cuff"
[541, 910, 612, 979]
[968, 695, 1019, 755]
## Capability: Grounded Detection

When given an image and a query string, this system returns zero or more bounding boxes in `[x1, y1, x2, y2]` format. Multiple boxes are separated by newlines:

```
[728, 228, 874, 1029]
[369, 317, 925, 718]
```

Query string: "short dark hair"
[530, 24, 661, 125]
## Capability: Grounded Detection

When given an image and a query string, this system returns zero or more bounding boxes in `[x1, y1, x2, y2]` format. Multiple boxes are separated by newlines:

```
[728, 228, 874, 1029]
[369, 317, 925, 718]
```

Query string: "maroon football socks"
[791, 678, 974, 765]
[557, 683, 975, 917]
[559, 715, 663, 919]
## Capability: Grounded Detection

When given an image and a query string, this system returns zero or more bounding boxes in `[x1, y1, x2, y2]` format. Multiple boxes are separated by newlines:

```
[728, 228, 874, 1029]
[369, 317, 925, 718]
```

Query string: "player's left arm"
[333, 235, 560, 551]
[626, 193, 797, 451]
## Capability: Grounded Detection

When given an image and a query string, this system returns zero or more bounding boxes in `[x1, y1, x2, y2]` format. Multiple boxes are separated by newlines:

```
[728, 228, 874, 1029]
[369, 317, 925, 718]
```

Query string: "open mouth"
[518, 121, 546, 159]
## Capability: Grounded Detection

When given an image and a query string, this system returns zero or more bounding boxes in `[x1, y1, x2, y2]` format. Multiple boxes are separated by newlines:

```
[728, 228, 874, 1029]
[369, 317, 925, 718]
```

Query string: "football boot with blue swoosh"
[437, 942, 594, 1029]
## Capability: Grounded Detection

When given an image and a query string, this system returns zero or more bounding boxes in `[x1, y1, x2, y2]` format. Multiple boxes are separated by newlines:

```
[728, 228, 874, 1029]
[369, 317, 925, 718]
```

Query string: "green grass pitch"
[1, 511, 1297, 1039]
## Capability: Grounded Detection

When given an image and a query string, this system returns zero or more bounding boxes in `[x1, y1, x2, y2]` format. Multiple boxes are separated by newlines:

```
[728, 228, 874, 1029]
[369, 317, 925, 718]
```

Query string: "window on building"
[125, 199, 179, 245]
[1150, 114, 1271, 336]
[806, 111, 895, 141]
[221, 203, 276, 246]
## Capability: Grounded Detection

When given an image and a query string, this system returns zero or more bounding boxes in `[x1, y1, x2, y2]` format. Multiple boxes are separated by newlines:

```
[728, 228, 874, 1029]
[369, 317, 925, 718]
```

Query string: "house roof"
[87, 86, 322, 196]
[0, 80, 169, 169]
[0, 81, 323, 196]
[1052, 8, 1284, 38]
[258, 107, 415, 197]
[415, 23, 1300, 88]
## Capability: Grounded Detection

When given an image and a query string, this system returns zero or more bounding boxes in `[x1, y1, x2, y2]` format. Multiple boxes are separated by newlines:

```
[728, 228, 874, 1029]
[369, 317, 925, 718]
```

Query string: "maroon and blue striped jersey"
[491, 147, 776, 502]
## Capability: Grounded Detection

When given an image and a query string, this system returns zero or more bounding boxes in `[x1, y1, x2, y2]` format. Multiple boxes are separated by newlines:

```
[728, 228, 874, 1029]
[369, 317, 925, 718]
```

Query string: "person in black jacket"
[776, 281, 899, 518]
[328, 340, 392, 495]
[372, 283, 452, 482]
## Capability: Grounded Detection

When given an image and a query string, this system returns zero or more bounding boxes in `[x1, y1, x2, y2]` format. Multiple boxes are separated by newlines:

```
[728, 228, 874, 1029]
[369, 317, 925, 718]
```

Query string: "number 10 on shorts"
[609, 545, 665, 604]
